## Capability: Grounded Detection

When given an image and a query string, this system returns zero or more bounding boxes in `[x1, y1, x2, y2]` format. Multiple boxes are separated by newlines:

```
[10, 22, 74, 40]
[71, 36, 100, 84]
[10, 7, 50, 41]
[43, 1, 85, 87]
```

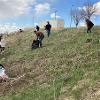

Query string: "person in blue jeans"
[45, 21, 52, 37]
[34, 31, 44, 47]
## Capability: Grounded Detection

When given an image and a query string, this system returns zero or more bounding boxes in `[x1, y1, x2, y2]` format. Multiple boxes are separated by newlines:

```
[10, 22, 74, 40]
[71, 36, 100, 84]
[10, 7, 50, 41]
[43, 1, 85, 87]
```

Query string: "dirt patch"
[83, 80, 100, 100]
[0, 57, 50, 96]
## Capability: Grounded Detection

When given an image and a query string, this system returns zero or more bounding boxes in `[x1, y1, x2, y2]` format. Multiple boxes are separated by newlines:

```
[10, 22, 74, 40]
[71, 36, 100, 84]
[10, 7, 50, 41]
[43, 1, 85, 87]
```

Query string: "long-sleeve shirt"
[36, 32, 44, 39]
[45, 24, 51, 31]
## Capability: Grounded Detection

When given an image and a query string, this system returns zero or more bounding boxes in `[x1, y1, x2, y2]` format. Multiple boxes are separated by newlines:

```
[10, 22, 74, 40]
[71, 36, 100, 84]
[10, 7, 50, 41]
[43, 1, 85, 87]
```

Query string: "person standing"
[36, 25, 40, 32]
[0, 35, 6, 53]
[45, 21, 52, 37]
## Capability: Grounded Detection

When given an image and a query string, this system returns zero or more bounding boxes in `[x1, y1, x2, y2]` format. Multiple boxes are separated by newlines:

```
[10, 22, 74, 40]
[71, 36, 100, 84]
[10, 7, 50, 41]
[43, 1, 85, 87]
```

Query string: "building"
[39, 19, 64, 29]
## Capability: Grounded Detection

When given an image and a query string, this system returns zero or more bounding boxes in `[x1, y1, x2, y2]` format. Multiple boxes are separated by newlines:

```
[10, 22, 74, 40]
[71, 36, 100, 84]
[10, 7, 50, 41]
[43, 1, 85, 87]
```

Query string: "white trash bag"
[43, 30, 47, 35]
[0, 64, 8, 83]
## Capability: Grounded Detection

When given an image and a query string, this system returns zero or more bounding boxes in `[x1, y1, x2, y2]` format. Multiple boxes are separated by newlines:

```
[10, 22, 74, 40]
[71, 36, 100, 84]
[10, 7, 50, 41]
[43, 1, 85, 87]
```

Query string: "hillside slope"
[0, 27, 100, 100]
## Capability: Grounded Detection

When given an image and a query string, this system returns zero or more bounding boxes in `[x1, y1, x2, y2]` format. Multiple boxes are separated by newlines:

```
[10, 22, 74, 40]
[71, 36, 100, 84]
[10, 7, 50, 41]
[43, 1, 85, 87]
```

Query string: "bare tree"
[71, 9, 82, 28]
[80, 1, 97, 20]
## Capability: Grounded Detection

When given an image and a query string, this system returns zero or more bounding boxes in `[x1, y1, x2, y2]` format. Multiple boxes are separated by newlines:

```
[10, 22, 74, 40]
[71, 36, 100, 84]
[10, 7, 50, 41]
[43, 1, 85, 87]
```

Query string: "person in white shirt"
[0, 36, 6, 52]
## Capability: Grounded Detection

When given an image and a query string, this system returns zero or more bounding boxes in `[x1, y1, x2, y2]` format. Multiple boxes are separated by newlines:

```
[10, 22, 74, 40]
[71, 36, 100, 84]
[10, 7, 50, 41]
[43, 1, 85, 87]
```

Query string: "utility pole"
[70, 5, 74, 28]
[33, 14, 35, 27]
[54, 10, 58, 20]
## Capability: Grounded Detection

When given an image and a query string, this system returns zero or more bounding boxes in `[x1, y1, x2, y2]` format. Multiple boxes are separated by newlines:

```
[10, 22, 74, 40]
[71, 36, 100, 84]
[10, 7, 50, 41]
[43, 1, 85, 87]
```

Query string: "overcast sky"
[0, 0, 100, 33]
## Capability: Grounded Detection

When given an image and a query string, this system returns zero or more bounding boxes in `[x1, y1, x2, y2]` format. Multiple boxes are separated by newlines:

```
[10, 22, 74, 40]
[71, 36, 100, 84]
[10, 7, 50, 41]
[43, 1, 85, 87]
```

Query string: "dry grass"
[0, 27, 100, 100]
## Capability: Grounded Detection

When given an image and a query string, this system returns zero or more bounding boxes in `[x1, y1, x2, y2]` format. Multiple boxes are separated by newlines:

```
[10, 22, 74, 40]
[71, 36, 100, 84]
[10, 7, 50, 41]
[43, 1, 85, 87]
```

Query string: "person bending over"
[34, 31, 44, 47]
[85, 19, 94, 33]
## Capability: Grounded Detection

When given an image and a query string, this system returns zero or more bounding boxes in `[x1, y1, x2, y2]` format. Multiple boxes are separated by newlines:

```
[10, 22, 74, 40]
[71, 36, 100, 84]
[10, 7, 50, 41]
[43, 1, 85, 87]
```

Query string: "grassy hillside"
[0, 27, 100, 100]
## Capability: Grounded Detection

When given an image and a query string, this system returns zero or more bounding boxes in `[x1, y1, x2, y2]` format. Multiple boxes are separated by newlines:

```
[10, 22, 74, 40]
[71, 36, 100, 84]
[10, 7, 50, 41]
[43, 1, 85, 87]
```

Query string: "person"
[0, 35, 6, 53]
[0, 35, 2, 41]
[0, 64, 8, 83]
[19, 29, 24, 33]
[85, 19, 94, 33]
[45, 21, 52, 37]
[34, 31, 44, 47]
[36, 25, 40, 31]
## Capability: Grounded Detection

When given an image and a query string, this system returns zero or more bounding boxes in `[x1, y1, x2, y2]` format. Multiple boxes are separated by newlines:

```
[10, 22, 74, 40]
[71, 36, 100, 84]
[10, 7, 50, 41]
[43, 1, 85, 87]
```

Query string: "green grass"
[0, 27, 100, 100]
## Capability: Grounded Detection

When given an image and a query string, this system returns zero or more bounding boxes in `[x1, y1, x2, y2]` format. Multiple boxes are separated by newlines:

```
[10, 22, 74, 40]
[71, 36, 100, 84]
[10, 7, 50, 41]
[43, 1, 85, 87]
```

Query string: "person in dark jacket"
[34, 31, 44, 47]
[85, 19, 94, 33]
[36, 25, 40, 31]
[45, 21, 52, 37]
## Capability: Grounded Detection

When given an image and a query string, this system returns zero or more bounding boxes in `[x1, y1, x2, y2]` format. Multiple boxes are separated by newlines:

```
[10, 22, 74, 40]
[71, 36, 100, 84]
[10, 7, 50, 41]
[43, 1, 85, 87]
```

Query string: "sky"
[0, 0, 100, 33]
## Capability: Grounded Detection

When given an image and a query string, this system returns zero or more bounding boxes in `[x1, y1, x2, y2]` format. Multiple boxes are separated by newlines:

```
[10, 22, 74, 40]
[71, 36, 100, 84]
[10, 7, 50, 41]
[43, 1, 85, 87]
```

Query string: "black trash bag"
[31, 39, 39, 49]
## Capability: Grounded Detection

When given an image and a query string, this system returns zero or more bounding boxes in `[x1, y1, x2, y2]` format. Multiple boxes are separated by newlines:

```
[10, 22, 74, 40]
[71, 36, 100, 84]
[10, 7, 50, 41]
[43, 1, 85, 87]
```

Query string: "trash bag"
[31, 40, 39, 49]
[0, 64, 8, 82]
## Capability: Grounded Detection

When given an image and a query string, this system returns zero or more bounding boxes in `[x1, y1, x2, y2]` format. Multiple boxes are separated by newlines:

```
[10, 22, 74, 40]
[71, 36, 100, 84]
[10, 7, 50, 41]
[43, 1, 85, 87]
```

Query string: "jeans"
[38, 36, 44, 47]
[46, 30, 51, 37]
[87, 28, 91, 33]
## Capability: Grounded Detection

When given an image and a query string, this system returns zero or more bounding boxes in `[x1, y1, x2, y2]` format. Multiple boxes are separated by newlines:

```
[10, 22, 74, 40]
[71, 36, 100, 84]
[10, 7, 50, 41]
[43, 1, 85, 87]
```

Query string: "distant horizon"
[0, 0, 100, 33]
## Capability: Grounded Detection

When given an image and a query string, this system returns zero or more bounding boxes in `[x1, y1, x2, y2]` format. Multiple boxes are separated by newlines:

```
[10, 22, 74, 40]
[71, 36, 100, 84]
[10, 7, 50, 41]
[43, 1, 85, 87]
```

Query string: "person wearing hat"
[85, 19, 94, 33]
